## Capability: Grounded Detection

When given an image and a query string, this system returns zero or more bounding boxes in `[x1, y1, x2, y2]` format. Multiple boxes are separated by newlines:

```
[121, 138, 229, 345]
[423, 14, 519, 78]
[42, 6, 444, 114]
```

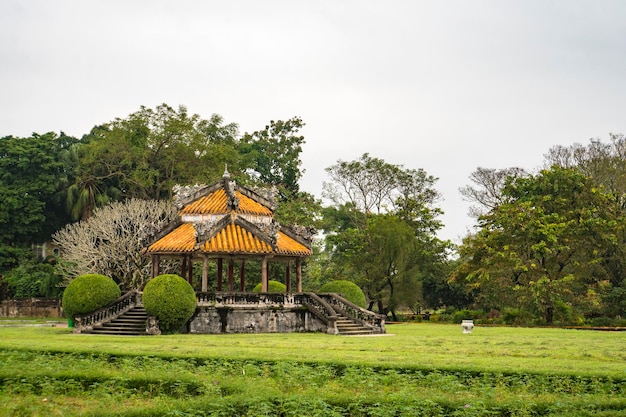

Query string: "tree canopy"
[321, 154, 452, 318]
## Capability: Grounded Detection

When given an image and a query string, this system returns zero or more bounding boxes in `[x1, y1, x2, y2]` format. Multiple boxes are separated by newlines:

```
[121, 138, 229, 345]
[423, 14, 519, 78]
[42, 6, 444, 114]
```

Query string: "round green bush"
[252, 280, 287, 293]
[62, 274, 121, 319]
[142, 274, 196, 332]
[319, 280, 367, 308]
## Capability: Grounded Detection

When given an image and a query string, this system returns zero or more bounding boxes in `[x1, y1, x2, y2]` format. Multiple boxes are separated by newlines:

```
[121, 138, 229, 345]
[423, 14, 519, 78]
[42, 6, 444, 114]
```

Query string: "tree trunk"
[545, 306, 554, 324]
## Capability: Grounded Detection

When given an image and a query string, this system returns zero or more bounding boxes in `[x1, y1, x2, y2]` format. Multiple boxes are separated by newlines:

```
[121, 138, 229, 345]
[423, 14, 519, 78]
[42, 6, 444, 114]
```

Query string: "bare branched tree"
[53, 199, 178, 290]
[459, 167, 526, 218]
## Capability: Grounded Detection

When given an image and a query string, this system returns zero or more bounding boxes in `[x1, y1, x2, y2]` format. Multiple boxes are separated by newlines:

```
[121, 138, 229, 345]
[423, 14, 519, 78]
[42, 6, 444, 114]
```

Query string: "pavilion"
[73, 171, 385, 335]
[145, 170, 314, 293]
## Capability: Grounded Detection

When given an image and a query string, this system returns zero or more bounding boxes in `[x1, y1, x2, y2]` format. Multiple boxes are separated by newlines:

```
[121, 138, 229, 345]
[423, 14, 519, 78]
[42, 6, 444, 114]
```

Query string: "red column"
[261, 257, 268, 292]
[285, 260, 291, 293]
[201, 256, 208, 292]
[181, 256, 187, 280]
[217, 258, 223, 292]
[296, 258, 302, 293]
[188, 256, 193, 285]
[228, 258, 234, 291]
[239, 259, 246, 291]
[151, 255, 160, 278]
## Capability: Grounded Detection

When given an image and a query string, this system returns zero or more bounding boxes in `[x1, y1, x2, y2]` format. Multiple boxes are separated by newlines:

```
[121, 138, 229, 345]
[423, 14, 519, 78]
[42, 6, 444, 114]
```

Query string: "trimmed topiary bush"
[252, 280, 287, 293]
[319, 280, 367, 308]
[142, 274, 196, 333]
[62, 274, 121, 319]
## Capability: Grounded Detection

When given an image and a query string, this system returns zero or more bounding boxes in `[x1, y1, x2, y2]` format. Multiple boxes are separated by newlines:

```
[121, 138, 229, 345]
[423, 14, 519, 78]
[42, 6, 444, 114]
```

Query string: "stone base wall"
[189, 306, 328, 334]
[0, 299, 63, 318]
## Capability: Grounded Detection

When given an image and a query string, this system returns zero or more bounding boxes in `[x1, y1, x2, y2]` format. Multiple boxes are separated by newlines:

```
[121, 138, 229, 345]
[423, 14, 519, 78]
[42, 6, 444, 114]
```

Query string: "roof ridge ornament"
[222, 168, 240, 210]
[173, 184, 208, 209]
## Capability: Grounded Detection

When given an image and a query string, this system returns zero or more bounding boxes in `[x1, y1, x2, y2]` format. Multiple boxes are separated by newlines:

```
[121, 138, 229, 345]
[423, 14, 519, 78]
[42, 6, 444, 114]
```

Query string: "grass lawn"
[0, 323, 625, 416]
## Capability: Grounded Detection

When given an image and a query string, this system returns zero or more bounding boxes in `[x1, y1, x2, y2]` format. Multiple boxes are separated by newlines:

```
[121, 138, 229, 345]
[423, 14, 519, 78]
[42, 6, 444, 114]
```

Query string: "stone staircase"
[335, 314, 375, 336]
[85, 306, 148, 335]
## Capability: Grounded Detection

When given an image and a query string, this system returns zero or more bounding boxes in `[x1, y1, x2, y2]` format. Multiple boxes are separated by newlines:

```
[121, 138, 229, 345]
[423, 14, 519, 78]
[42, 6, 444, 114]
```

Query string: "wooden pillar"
[296, 258, 302, 293]
[217, 258, 223, 292]
[239, 259, 246, 292]
[181, 256, 187, 280]
[201, 255, 208, 292]
[188, 256, 193, 285]
[261, 256, 268, 292]
[228, 258, 234, 291]
[285, 260, 291, 293]
[151, 255, 160, 278]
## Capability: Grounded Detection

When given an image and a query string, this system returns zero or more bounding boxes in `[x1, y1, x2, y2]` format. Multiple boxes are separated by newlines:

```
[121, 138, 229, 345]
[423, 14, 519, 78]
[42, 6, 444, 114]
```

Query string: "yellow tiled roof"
[148, 223, 197, 253]
[147, 180, 311, 257]
[147, 222, 312, 257]
[180, 189, 273, 216]
[200, 223, 273, 254]
[275, 232, 312, 256]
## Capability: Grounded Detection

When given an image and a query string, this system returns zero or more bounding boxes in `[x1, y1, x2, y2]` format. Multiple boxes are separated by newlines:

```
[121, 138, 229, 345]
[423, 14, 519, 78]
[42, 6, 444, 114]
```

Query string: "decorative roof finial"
[223, 164, 230, 178]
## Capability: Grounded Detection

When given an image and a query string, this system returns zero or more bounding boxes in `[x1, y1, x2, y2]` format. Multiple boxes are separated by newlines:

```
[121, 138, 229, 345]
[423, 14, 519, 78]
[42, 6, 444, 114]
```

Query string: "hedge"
[142, 274, 197, 333]
[252, 280, 287, 293]
[319, 280, 367, 308]
[61, 274, 120, 319]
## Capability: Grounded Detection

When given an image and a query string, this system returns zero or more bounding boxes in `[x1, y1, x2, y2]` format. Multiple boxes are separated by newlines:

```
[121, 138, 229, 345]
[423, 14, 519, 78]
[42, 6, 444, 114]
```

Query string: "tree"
[321, 155, 449, 317]
[53, 199, 178, 290]
[459, 167, 526, 218]
[459, 166, 618, 323]
[70, 104, 241, 221]
[239, 117, 306, 199]
[0, 132, 74, 245]
[543, 134, 626, 318]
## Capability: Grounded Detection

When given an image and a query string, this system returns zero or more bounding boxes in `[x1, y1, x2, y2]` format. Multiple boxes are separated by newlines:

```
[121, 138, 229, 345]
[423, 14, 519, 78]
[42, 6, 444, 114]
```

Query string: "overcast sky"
[2, 1, 625, 243]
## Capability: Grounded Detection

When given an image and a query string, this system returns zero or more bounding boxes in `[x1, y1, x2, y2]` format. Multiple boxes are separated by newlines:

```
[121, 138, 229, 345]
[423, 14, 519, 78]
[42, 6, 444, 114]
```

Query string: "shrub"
[451, 309, 483, 324]
[62, 274, 121, 319]
[319, 280, 366, 308]
[252, 280, 287, 293]
[142, 274, 196, 332]
[6, 259, 64, 299]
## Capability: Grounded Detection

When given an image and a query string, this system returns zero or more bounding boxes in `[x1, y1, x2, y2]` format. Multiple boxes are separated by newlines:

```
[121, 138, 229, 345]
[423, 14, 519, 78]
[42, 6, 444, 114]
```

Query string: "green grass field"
[0, 323, 624, 416]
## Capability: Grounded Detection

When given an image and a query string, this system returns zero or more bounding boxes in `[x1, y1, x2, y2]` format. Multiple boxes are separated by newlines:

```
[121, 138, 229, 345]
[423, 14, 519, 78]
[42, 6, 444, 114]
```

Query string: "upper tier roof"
[145, 173, 313, 258]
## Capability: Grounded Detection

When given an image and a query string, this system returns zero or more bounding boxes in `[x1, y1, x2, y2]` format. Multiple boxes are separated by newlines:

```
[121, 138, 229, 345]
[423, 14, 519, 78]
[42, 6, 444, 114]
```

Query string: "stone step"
[335, 315, 374, 335]
[86, 306, 148, 335]
[89, 329, 145, 335]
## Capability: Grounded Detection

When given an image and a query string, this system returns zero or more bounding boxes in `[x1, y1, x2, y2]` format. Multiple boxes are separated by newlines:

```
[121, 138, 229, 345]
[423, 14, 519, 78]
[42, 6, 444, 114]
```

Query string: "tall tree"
[321, 155, 449, 316]
[72, 104, 241, 221]
[459, 167, 526, 218]
[239, 117, 306, 199]
[459, 166, 618, 323]
[0, 132, 75, 245]
[543, 133, 626, 317]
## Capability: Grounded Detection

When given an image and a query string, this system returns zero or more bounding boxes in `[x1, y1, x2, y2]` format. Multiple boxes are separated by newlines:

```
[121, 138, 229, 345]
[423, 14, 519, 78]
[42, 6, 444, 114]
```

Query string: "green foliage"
[321, 154, 451, 319]
[0, 132, 76, 244]
[142, 274, 196, 332]
[6, 257, 63, 298]
[459, 166, 620, 323]
[61, 274, 120, 318]
[252, 280, 287, 293]
[1, 324, 626, 416]
[239, 117, 306, 199]
[319, 280, 367, 308]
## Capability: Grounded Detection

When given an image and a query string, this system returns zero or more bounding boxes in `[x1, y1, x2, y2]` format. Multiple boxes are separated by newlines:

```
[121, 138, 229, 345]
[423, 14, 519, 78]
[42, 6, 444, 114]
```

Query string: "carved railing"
[297, 292, 339, 334]
[74, 290, 142, 334]
[195, 292, 338, 334]
[196, 292, 297, 307]
[318, 293, 386, 334]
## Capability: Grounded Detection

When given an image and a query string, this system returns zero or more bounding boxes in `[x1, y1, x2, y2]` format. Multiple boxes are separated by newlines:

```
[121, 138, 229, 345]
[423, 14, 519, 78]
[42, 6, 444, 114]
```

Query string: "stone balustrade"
[74, 290, 141, 334]
[318, 293, 386, 333]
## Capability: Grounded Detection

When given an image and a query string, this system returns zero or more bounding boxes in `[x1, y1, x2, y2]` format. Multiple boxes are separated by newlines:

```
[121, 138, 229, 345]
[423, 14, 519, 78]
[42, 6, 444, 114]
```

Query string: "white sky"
[1, 1, 625, 244]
